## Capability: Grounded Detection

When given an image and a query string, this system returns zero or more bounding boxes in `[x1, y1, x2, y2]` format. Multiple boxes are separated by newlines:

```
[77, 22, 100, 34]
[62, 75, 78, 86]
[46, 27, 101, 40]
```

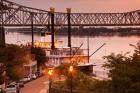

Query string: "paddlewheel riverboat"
[34, 33, 93, 74]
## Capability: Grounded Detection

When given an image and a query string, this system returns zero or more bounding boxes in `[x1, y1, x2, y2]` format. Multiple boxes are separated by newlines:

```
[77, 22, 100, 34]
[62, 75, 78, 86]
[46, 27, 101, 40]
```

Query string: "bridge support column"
[50, 8, 55, 50]
[0, 26, 5, 47]
[0, 0, 5, 47]
[67, 8, 71, 48]
[138, 12, 140, 25]
[31, 12, 34, 47]
[47, 21, 51, 32]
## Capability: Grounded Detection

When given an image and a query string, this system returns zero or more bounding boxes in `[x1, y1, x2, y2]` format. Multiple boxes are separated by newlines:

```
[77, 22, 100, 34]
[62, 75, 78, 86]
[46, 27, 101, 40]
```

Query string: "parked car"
[5, 84, 19, 93]
[8, 82, 20, 93]
[17, 81, 24, 88]
[36, 71, 44, 77]
[30, 74, 37, 80]
[20, 76, 31, 83]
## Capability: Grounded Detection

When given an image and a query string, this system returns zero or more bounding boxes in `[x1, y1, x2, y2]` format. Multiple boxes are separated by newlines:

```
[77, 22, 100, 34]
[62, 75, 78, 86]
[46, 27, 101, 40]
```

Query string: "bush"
[53, 71, 111, 93]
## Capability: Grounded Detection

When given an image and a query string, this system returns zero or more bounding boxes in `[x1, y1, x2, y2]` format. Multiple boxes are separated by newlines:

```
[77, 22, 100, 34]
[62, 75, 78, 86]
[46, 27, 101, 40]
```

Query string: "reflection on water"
[5, 32, 140, 79]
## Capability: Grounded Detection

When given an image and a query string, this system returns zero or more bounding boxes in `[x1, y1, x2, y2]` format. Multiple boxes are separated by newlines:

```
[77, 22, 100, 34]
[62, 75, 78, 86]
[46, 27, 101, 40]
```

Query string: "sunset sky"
[11, 0, 140, 13]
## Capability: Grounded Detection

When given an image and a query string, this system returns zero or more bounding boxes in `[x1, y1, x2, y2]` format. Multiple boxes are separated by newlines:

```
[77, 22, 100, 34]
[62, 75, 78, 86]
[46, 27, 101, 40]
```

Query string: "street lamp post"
[48, 69, 53, 93]
[69, 66, 73, 93]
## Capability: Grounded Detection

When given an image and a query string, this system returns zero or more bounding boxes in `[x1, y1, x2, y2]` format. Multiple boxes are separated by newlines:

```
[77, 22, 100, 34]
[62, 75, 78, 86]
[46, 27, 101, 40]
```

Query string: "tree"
[55, 63, 70, 76]
[66, 70, 91, 90]
[104, 42, 140, 93]
[0, 63, 6, 84]
[0, 45, 29, 82]
[31, 47, 47, 68]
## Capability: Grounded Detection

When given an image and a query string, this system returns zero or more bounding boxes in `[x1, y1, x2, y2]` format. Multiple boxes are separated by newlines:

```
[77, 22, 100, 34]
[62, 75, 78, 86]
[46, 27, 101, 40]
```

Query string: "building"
[23, 60, 37, 76]
[23, 54, 37, 76]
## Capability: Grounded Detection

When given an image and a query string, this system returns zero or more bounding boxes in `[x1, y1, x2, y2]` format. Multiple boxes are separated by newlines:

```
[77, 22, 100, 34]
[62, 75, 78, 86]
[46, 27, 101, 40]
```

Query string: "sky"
[11, 0, 140, 13]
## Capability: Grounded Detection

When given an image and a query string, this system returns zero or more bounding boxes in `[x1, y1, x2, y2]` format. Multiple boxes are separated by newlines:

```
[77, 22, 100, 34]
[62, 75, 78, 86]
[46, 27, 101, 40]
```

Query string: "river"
[5, 31, 140, 79]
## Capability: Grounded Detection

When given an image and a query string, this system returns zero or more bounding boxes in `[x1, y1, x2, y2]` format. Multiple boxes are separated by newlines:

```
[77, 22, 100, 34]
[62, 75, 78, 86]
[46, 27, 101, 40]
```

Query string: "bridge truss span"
[0, 0, 140, 26]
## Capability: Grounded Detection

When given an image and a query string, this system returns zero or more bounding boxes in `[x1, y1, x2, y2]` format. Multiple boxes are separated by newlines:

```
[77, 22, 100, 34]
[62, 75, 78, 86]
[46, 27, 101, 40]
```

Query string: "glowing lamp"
[48, 69, 53, 76]
[69, 66, 73, 72]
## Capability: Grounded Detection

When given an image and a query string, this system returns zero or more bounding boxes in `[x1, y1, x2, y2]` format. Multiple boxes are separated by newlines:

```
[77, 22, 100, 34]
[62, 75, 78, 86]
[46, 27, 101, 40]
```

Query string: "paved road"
[20, 76, 48, 93]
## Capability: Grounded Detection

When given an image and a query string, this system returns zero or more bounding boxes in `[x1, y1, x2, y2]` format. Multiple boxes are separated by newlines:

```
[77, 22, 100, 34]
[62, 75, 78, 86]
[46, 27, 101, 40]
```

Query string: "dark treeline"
[6, 27, 48, 33]
[55, 27, 140, 37]
[7, 27, 140, 37]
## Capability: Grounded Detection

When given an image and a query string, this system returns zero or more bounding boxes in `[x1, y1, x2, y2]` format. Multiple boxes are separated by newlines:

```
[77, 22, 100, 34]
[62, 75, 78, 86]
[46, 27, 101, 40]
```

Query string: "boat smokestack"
[50, 7, 55, 50]
[67, 8, 71, 48]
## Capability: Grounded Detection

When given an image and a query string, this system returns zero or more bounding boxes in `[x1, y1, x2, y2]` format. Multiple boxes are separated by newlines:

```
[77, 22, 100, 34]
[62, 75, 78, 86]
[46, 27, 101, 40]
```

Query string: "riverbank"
[6, 27, 140, 37]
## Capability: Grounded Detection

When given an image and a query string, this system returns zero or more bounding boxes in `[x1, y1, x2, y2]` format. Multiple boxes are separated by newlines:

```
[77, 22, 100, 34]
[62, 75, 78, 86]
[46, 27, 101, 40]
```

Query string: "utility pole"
[69, 66, 73, 93]
[87, 30, 90, 63]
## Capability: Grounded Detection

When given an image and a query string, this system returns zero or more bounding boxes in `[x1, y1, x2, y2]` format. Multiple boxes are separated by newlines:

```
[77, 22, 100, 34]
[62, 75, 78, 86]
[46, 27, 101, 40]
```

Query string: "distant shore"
[6, 27, 140, 37]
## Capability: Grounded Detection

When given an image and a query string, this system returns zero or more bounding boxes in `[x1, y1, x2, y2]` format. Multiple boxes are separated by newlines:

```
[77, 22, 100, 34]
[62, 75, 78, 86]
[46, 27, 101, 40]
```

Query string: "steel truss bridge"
[0, 0, 140, 27]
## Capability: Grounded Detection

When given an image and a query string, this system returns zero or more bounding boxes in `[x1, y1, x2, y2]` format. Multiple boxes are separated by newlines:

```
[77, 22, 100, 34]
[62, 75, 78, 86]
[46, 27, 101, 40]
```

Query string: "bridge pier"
[30, 12, 34, 47]
[0, 26, 5, 47]
[0, 0, 5, 47]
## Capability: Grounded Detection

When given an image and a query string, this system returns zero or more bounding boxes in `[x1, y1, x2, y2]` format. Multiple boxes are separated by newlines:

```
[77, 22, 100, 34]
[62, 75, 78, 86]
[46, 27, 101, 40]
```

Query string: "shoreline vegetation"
[6, 27, 140, 37]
